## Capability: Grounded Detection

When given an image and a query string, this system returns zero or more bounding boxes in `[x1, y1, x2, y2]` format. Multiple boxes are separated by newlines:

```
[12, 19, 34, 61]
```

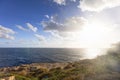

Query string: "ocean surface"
[0, 48, 84, 67]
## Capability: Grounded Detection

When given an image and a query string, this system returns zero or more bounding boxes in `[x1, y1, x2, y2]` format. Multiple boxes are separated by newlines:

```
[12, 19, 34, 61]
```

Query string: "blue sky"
[0, 0, 79, 24]
[0, 0, 120, 48]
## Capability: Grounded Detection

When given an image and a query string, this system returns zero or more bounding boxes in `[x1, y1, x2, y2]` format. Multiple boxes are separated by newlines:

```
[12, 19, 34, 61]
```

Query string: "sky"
[0, 0, 120, 48]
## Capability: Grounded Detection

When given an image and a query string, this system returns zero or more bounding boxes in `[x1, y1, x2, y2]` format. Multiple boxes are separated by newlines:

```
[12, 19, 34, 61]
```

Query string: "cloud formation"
[34, 34, 46, 41]
[53, 0, 66, 5]
[0, 25, 15, 40]
[45, 15, 50, 19]
[16, 25, 28, 31]
[26, 23, 38, 32]
[53, 0, 76, 5]
[41, 15, 87, 39]
[41, 16, 87, 32]
[79, 0, 120, 12]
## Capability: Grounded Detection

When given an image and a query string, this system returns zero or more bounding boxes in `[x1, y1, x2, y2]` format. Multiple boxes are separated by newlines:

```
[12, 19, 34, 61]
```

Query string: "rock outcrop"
[0, 76, 15, 80]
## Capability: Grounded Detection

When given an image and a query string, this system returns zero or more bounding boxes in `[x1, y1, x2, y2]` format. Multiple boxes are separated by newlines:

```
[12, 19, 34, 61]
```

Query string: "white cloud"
[71, 0, 76, 2]
[0, 25, 15, 34]
[41, 16, 87, 32]
[79, 0, 120, 12]
[26, 23, 38, 32]
[0, 33, 14, 40]
[0, 25, 15, 40]
[16, 25, 28, 31]
[63, 17, 87, 32]
[53, 0, 76, 5]
[41, 16, 87, 41]
[34, 34, 46, 41]
[45, 15, 50, 19]
[53, 0, 66, 5]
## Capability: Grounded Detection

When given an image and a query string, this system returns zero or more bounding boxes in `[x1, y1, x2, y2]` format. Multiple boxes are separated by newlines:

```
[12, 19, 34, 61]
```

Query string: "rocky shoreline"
[0, 47, 120, 80]
[0, 62, 75, 80]
[0, 62, 69, 73]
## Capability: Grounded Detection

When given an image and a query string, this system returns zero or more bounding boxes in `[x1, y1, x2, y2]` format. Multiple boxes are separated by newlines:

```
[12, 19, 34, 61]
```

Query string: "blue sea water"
[0, 48, 84, 67]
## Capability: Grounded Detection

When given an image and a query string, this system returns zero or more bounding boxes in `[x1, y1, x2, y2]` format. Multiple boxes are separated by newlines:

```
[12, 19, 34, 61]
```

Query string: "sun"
[78, 21, 112, 48]
[76, 20, 116, 59]
[83, 48, 102, 59]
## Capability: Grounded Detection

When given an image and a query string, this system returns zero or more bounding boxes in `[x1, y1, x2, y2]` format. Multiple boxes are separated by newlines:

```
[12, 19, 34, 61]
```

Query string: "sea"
[0, 48, 84, 67]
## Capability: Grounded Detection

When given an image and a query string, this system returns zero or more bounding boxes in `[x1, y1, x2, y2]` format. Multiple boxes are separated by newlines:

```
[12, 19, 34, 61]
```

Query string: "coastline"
[0, 51, 120, 80]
